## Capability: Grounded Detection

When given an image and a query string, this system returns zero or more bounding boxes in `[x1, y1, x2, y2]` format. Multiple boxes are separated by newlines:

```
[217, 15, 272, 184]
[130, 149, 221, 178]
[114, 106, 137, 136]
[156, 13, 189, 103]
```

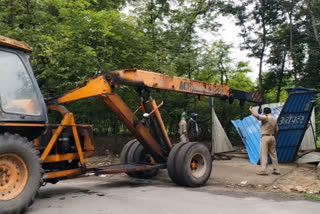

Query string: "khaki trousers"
[180, 135, 189, 143]
[260, 136, 279, 172]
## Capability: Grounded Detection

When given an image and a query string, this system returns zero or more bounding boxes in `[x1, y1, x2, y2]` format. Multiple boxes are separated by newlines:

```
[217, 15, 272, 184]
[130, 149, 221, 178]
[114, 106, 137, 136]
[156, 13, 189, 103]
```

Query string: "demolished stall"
[232, 88, 317, 163]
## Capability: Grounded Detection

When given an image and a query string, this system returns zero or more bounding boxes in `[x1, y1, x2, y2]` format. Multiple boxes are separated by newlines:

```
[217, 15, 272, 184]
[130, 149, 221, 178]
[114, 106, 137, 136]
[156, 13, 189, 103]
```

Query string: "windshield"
[0, 50, 41, 116]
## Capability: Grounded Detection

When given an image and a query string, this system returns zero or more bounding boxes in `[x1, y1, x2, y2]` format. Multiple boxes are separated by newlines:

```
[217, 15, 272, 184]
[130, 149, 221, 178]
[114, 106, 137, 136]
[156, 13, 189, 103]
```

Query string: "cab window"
[0, 50, 41, 116]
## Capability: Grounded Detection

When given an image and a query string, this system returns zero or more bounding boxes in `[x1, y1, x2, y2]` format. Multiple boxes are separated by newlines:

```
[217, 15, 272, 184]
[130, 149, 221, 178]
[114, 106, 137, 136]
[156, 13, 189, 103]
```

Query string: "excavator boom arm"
[50, 69, 263, 105]
[106, 69, 231, 98]
[106, 69, 263, 104]
[46, 69, 263, 162]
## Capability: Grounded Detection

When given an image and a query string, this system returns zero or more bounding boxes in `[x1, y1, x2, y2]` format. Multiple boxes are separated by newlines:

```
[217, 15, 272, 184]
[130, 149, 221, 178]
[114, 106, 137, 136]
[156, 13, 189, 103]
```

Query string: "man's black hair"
[190, 112, 198, 120]
[263, 107, 272, 114]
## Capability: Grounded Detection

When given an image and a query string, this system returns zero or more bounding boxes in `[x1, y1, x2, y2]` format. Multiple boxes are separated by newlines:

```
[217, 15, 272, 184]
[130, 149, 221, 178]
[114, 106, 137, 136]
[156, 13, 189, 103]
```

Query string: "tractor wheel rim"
[189, 153, 206, 178]
[0, 153, 28, 200]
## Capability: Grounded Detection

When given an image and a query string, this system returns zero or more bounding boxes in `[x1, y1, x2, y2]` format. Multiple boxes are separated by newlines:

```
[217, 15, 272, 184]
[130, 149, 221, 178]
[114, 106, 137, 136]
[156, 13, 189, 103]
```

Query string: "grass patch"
[302, 193, 320, 201]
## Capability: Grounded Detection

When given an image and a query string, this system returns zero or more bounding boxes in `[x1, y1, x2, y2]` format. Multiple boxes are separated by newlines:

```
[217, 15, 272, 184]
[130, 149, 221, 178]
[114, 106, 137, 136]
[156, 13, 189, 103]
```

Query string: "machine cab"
[0, 36, 47, 138]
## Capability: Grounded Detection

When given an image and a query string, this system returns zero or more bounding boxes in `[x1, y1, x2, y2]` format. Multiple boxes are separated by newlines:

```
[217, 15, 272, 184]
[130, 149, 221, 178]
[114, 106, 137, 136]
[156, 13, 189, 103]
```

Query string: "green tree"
[232, 0, 283, 91]
[0, 0, 285, 139]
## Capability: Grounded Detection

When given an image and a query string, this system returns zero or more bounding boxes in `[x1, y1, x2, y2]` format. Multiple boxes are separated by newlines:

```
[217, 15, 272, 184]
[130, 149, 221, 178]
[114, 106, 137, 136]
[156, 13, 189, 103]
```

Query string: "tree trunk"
[218, 58, 224, 85]
[258, 0, 267, 92]
[220, 70, 224, 85]
[276, 51, 287, 102]
[218, 60, 228, 85]
[150, 0, 156, 50]
[288, 2, 298, 86]
[259, 34, 266, 92]
[307, 0, 320, 49]
[187, 23, 193, 79]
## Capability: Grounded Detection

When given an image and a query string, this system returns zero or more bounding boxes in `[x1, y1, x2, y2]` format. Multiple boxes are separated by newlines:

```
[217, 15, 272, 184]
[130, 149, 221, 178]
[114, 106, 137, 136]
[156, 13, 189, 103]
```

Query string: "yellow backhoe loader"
[0, 35, 263, 214]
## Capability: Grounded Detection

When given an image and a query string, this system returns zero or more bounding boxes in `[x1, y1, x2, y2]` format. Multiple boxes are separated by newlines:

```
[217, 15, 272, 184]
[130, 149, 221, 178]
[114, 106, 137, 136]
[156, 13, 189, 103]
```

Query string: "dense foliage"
[0, 0, 319, 140]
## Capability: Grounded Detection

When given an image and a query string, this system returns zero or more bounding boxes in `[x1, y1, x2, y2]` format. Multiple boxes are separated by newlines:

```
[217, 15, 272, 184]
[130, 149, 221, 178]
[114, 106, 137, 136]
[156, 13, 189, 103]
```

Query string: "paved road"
[29, 173, 320, 214]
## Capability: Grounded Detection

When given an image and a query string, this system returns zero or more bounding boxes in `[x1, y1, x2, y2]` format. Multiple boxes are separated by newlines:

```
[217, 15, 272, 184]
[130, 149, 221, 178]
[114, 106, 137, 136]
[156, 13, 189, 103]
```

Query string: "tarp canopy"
[211, 103, 234, 154]
[208, 98, 234, 154]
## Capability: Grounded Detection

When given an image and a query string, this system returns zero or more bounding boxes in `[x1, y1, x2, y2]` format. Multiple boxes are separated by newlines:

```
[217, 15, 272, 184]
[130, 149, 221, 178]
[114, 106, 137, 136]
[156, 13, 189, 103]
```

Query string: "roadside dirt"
[89, 136, 320, 195]
[270, 165, 320, 194]
[85, 155, 320, 195]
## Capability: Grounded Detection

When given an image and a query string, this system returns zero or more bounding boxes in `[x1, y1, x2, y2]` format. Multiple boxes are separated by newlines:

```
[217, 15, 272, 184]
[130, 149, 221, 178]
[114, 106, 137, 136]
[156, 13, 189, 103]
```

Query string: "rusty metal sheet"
[0, 35, 31, 52]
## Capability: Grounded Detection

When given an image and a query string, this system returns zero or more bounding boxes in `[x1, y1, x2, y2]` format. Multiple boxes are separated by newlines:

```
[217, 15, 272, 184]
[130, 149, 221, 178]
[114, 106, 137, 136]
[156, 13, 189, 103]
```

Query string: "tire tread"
[0, 133, 42, 214]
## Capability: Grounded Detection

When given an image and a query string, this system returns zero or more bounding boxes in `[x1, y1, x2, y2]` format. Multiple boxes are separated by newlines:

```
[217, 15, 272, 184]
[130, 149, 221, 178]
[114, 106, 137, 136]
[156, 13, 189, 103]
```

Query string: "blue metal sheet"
[276, 91, 317, 162]
[232, 115, 260, 164]
[231, 106, 282, 164]
[232, 88, 317, 163]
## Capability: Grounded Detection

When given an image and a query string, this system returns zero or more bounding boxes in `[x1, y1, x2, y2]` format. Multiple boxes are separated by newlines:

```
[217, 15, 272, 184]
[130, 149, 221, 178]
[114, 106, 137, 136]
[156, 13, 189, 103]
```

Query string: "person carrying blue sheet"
[249, 106, 280, 176]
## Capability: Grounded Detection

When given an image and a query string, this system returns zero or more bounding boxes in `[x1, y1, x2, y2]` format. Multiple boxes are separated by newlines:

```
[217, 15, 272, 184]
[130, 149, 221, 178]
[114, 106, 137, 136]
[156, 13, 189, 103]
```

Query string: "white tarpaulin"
[211, 99, 234, 154]
[300, 108, 316, 151]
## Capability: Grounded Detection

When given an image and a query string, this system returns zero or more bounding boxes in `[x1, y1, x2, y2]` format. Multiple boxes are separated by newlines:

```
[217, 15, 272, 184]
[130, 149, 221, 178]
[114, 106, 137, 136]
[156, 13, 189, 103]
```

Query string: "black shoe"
[256, 171, 268, 176]
[272, 171, 280, 175]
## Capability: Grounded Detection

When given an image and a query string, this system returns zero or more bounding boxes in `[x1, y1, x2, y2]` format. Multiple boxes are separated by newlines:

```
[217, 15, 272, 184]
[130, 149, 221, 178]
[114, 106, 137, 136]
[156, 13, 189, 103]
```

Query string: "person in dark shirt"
[188, 113, 199, 142]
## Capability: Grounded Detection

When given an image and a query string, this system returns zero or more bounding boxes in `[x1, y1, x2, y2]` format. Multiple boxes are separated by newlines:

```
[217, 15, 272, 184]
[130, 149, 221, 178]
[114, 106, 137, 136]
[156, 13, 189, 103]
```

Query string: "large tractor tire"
[0, 133, 42, 214]
[167, 142, 186, 185]
[167, 142, 212, 187]
[120, 139, 159, 179]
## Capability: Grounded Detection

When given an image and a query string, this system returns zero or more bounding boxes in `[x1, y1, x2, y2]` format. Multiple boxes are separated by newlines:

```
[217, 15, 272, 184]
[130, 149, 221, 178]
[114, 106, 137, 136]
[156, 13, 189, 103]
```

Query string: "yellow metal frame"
[40, 105, 95, 180]
[40, 106, 85, 165]
[44, 168, 82, 180]
[149, 99, 172, 148]
[49, 75, 166, 162]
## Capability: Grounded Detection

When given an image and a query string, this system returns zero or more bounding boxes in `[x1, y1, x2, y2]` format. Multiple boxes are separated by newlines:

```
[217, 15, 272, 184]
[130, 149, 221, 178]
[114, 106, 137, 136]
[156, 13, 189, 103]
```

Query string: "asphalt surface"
[28, 172, 320, 214]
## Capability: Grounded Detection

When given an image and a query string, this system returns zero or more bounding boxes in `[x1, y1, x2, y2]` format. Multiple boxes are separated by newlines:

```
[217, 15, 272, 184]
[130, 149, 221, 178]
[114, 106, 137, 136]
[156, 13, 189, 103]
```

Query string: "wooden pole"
[211, 97, 215, 155]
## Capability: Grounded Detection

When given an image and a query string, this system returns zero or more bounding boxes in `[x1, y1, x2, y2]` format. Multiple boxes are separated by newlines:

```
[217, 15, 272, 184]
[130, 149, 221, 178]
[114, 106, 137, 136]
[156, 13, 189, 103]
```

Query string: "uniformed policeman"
[249, 106, 280, 176]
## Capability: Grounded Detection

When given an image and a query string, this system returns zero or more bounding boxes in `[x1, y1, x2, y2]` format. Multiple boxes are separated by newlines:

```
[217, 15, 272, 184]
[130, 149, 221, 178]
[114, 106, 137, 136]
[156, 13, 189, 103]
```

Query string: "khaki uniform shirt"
[179, 118, 187, 136]
[258, 114, 278, 136]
